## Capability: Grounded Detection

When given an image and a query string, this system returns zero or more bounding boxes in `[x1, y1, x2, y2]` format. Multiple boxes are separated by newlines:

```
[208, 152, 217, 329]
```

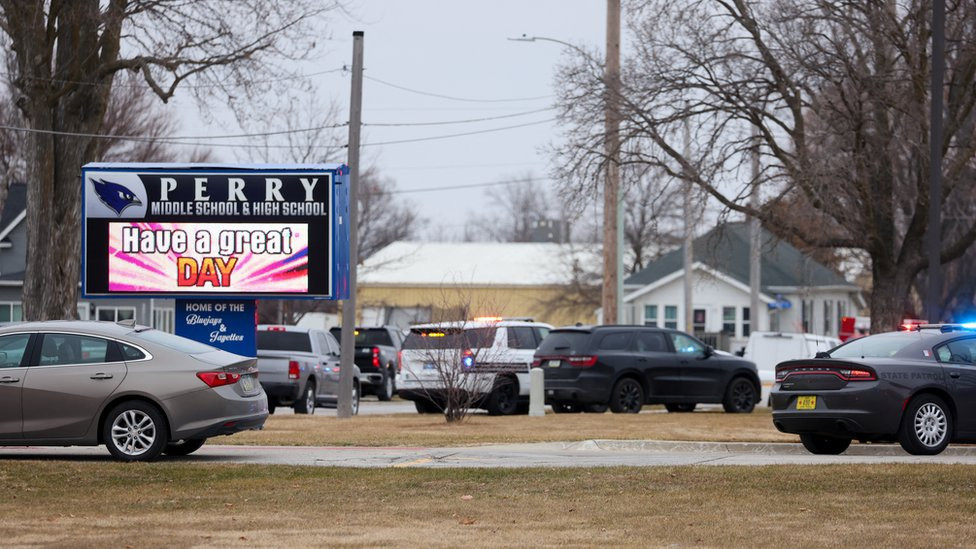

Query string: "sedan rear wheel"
[103, 401, 167, 462]
[609, 378, 644, 413]
[800, 433, 852, 455]
[899, 394, 952, 455]
[163, 438, 207, 457]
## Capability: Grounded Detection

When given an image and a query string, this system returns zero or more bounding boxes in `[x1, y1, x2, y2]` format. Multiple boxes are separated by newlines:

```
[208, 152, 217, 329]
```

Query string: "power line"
[361, 118, 556, 147]
[364, 75, 553, 103]
[365, 106, 554, 127]
[381, 175, 550, 195]
[0, 117, 555, 150]
[0, 67, 347, 89]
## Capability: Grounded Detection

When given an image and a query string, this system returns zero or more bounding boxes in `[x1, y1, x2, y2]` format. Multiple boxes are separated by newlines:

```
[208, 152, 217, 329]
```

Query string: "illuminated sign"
[82, 164, 347, 298]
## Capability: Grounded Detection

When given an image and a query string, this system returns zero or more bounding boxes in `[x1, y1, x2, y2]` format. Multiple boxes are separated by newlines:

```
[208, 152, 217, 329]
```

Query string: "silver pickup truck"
[256, 325, 360, 415]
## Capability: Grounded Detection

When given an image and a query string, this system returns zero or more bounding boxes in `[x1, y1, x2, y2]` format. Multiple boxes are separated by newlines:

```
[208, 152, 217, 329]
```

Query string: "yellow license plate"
[796, 395, 817, 410]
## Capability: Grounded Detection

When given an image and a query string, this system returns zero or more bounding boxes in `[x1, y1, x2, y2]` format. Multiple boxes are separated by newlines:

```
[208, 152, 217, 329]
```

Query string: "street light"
[509, 29, 624, 325]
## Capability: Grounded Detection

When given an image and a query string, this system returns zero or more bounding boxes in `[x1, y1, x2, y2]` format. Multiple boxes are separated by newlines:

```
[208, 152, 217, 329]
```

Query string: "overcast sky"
[172, 1, 608, 239]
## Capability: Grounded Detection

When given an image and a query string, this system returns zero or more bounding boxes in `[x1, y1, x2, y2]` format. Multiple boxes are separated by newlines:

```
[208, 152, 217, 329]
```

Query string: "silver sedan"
[0, 320, 268, 461]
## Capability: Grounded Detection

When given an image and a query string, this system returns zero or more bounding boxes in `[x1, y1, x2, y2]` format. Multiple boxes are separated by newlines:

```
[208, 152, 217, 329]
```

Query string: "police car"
[396, 318, 551, 415]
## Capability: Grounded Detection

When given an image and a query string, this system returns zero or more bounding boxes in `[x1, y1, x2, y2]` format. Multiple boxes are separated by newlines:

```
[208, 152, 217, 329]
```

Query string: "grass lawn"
[2, 462, 974, 547]
[228, 407, 797, 447]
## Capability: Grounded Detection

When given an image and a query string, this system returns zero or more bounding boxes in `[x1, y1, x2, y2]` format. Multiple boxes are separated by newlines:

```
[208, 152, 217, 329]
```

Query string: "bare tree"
[466, 173, 556, 242]
[553, 0, 976, 331]
[402, 288, 513, 423]
[0, 0, 343, 319]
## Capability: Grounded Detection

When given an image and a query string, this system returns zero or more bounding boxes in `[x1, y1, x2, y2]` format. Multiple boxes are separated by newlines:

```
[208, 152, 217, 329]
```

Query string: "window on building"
[823, 300, 833, 334]
[802, 300, 812, 333]
[153, 308, 175, 333]
[722, 307, 736, 335]
[0, 302, 23, 323]
[693, 309, 706, 333]
[643, 305, 658, 327]
[664, 306, 678, 329]
[96, 307, 136, 322]
[742, 307, 751, 337]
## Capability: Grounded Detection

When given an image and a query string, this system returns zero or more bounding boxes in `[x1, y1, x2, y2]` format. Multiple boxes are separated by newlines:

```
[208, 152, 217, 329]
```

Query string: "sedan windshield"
[828, 333, 922, 358]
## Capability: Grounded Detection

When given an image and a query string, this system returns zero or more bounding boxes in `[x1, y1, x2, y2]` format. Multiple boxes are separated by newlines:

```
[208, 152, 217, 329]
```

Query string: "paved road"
[4, 440, 976, 467]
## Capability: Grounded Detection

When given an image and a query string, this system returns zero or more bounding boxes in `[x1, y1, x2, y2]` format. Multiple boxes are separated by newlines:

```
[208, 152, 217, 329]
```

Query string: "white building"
[623, 223, 865, 353]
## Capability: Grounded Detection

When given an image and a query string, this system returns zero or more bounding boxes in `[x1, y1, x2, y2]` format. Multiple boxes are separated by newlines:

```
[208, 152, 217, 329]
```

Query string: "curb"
[562, 439, 976, 456]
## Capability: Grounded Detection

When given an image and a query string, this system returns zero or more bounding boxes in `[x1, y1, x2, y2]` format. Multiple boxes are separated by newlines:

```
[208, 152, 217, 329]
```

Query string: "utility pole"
[926, 0, 945, 323]
[749, 129, 761, 333]
[602, 0, 621, 325]
[337, 30, 364, 418]
[683, 116, 694, 334]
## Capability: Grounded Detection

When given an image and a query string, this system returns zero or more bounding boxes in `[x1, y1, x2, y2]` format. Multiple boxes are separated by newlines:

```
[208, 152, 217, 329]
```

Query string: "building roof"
[0, 182, 27, 243]
[359, 241, 601, 287]
[624, 222, 857, 292]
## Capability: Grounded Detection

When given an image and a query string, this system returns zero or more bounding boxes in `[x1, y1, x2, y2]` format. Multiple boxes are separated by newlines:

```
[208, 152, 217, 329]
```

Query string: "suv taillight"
[288, 360, 301, 380]
[531, 358, 542, 367]
[567, 355, 597, 367]
[372, 347, 381, 367]
[197, 371, 241, 388]
[396, 350, 403, 373]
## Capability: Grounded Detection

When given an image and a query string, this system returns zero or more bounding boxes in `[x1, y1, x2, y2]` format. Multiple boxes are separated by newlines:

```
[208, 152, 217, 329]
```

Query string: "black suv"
[533, 325, 761, 414]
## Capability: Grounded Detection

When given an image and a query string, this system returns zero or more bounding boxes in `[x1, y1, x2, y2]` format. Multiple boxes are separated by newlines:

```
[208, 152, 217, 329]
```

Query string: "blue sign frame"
[80, 163, 349, 300]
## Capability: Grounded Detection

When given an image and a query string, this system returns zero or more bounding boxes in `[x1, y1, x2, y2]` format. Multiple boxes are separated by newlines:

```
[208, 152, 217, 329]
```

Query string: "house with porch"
[623, 223, 865, 353]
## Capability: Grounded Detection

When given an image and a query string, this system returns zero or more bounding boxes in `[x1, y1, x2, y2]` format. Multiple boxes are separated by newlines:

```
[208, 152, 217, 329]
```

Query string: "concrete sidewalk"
[3, 439, 976, 467]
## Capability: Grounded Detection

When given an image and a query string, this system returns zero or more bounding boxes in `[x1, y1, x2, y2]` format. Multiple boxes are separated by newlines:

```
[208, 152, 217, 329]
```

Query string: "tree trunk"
[17, 1, 114, 320]
[869, 267, 915, 332]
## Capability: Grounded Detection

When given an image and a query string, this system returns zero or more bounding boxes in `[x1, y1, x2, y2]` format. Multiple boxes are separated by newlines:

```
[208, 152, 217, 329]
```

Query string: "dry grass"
[2, 462, 974, 547]
[228, 407, 796, 447]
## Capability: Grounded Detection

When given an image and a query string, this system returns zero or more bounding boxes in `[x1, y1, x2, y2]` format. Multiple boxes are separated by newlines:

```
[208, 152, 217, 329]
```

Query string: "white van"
[742, 331, 841, 385]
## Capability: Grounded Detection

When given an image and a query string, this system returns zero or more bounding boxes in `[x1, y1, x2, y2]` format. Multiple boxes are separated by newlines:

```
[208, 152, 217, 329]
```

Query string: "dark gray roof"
[0, 182, 26, 233]
[624, 222, 855, 291]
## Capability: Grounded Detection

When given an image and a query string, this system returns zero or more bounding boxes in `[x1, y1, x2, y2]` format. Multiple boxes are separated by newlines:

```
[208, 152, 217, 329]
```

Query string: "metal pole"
[683, 116, 694, 334]
[749, 129, 761, 332]
[603, 0, 621, 325]
[927, 0, 945, 323]
[337, 31, 364, 418]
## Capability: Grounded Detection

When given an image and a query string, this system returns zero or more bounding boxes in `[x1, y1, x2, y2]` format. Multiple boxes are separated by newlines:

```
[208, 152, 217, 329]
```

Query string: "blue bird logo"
[91, 178, 142, 216]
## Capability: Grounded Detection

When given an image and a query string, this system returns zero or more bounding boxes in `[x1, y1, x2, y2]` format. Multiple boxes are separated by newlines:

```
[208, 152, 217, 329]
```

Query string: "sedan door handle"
[90, 373, 114, 380]
[950, 372, 961, 379]
[0, 376, 19, 383]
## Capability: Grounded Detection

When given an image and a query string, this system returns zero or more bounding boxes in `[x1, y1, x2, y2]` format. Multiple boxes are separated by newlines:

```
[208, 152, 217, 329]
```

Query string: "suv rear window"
[331, 328, 395, 347]
[402, 327, 497, 350]
[536, 331, 591, 355]
[257, 331, 312, 353]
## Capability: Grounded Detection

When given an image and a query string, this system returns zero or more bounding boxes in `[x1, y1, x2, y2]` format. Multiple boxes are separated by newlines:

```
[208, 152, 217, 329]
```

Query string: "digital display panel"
[82, 165, 343, 298]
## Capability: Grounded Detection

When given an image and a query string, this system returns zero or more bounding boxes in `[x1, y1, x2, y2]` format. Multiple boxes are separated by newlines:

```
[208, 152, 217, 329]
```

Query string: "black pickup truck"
[330, 326, 403, 401]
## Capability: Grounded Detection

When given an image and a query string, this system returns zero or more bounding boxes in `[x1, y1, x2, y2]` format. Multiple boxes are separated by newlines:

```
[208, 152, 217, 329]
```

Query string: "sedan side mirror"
[814, 351, 830, 359]
[702, 345, 714, 358]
